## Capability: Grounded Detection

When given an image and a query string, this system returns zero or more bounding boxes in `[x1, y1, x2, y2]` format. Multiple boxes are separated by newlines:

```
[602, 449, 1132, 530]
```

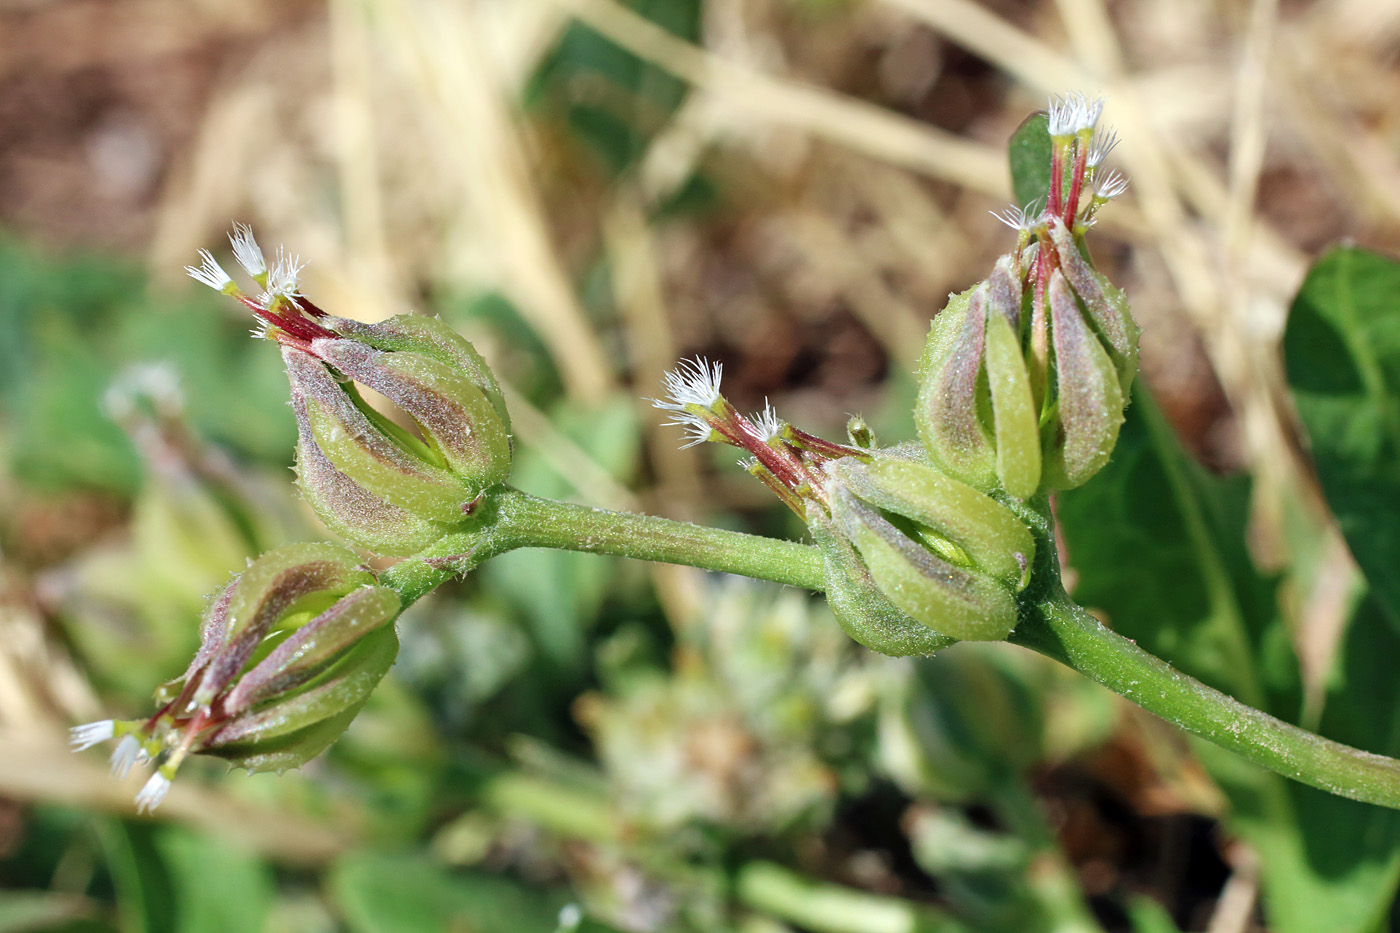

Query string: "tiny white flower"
[749, 400, 782, 442]
[1095, 169, 1129, 201]
[69, 719, 115, 751]
[229, 223, 267, 278]
[1048, 93, 1103, 136]
[557, 904, 583, 931]
[990, 203, 1039, 233]
[265, 246, 306, 302]
[677, 416, 715, 449]
[1086, 127, 1119, 169]
[134, 772, 172, 814]
[652, 357, 724, 413]
[109, 735, 144, 780]
[185, 249, 233, 292]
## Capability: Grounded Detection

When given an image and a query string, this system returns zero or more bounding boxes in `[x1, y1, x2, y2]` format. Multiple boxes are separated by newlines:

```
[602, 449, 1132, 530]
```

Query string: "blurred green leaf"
[329, 852, 564, 933]
[1284, 245, 1400, 626]
[1056, 395, 1400, 933]
[153, 828, 272, 933]
[0, 240, 294, 493]
[1008, 112, 1051, 212]
[528, 0, 700, 175]
[1124, 896, 1180, 933]
[92, 822, 176, 933]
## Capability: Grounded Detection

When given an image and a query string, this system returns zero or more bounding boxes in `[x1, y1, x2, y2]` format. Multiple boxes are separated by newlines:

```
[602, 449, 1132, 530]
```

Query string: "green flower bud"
[183, 228, 512, 554]
[824, 455, 1030, 643]
[916, 258, 1042, 499]
[918, 96, 1140, 496]
[70, 542, 400, 811]
[809, 506, 957, 657]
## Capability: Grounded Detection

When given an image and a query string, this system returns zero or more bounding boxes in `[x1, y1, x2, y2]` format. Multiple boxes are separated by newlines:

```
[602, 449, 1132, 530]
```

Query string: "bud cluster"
[185, 227, 513, 555]
[71, 543, 400, 812]
[918, 93, 1139, 496]
[652, 365, 1033, 651]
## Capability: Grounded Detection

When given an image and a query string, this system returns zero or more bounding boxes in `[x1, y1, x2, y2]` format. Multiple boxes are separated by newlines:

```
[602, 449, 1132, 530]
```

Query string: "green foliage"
[1285, 246, 1400, 625]
[1008, 112, 1052, 212]
[1055, 396, 1400, 933]
[329, 853, 565, 933]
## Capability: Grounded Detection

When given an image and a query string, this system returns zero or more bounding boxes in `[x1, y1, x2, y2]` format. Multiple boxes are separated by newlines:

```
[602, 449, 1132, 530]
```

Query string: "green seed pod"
[982, 257, 1041, 498]
[285, 345, 480, 524]
[201, 624, 399, 774]
[809, 506, 957, 657]
[312, 336, 511, 492]
[915, 285, 998, 491]
[826, 473, 1020, 643]
[829, 458, 1034, 590]
[71, 542, 401, 809]
[1046, 219, 1139, 394]
[324, 314, 510, 432]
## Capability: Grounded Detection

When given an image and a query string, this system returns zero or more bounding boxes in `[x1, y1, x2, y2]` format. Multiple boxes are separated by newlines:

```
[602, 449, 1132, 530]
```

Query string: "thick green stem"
[1005, 497, 1400, 810]
[379, 484, 1400, 809]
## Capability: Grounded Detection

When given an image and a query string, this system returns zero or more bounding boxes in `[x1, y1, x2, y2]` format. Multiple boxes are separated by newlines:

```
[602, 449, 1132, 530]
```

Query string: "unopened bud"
[71, 543, 401, 810]
[916, 257, 1042, 499]
[916, 95, 1140, 496]
[187, 228, 513, 554]
[823, 455, 1029, 643]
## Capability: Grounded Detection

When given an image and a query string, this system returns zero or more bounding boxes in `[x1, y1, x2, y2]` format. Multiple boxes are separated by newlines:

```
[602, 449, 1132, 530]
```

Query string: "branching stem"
[378, 485, 1400, 810]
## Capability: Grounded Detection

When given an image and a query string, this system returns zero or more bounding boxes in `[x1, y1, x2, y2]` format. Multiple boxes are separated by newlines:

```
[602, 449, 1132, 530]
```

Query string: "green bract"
[284, 313, 513, 555]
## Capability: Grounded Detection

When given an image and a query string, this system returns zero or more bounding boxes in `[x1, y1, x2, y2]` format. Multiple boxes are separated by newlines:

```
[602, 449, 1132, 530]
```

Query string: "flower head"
[229, 222, 267, 280]
[71, 543, 402, 812]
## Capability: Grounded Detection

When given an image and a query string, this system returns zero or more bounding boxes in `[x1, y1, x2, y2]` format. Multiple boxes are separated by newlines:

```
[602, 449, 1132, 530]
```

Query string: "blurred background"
[3, 0, 1400, 930]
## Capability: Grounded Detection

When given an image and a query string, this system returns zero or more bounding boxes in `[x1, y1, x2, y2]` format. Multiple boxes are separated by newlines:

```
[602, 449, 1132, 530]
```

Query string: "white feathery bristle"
[266, 246, 306, 300]
[134, 773, 172, 814]
[1086, 127, 1119, 169]
[229, 223, 267, 277]
[677, 416, 715, 449]
[652, 357, 723, 412]
[1048, 93, 1103, 136]
[69, 720, 115, 751]
[109, 735, 144, 780]
[749, 400, 782, 441]
[991, 203, 1038, 233]
[185, 250, 232, 292]
[1095, 169, 1130, 201]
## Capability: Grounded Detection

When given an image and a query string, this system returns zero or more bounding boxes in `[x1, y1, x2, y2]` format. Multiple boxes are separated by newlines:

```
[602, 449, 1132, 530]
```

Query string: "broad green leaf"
[329, 852, 564, 933]
[1284, 246, 1400, 625]
[1056, 394, 1400, 933]
[1008, 112, 1051, 212]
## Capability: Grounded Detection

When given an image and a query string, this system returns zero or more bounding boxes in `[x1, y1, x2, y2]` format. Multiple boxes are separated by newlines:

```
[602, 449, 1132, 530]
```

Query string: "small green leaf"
[1008, 112, 1051, 211]
[329, 852, 564, 933]
[1284, 245, 1400, 625]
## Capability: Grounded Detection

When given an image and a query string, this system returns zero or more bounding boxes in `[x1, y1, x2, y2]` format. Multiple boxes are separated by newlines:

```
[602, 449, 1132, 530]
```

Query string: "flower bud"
[652, 363, 1036, 654]
[184, 229, 512, 554]
[71, 542, 400, 811]
[824, 455, 1031, 643]
[917, 94, 1140, 496]
[809, 506, 957, 657]
[916, 258, 1042, 499]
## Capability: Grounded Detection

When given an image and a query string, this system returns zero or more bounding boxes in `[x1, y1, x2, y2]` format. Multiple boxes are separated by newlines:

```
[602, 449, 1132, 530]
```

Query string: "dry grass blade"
[550, 0, 1005, 196]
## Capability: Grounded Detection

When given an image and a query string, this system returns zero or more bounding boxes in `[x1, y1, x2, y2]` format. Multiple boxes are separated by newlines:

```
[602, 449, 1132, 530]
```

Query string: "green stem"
[378, 486, 826, 607]
[379, 484, 1400, 809]
[1005, 498, 1400, 810]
